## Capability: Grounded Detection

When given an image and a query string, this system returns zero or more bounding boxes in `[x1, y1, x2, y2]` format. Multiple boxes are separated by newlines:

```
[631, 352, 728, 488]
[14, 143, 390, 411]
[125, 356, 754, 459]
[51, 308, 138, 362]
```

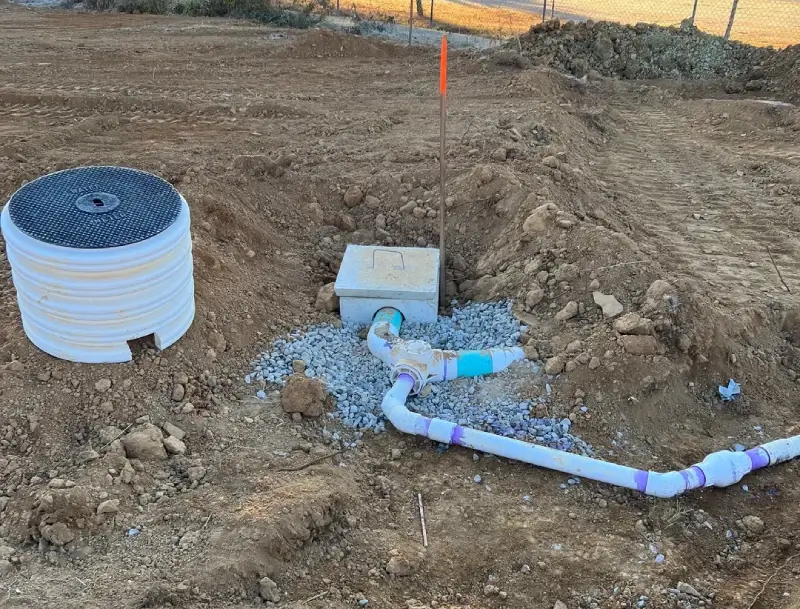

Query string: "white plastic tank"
[0, 166, 195, 363]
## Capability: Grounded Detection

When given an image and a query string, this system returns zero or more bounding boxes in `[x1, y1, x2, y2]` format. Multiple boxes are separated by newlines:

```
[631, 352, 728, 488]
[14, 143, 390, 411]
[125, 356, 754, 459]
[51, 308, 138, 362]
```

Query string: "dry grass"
[341, 0, 799, 47]
[339, 0, 536, 37]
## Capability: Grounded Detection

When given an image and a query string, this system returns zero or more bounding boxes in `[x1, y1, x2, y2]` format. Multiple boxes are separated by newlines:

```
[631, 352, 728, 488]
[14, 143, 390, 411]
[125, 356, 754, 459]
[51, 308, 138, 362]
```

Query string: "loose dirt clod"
[121, 425, 168, 461]
[281, 375, 329, 417]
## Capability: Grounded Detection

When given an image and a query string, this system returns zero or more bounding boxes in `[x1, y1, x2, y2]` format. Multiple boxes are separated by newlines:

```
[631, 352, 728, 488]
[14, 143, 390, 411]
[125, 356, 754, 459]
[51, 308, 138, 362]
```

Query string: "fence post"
[690, 0, 698, 25]
[429, 0, 433, 26]
[409, 0, 413, 44]
[724, 0, 739, 38]
[550, 0, 554, 18]
[541, 0, 547, 21]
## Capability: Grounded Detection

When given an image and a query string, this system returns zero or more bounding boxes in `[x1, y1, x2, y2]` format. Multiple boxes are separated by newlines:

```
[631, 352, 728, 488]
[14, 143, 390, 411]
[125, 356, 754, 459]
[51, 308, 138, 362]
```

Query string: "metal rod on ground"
[724, 0, 739, 38]
[550, 0, 554, 19]
[690, 0, 698, 25]
[429, 0, 434, 26]
[438, 36, 447, 308]
[409, 0, 413, 45]
[418, 493, 429, 547]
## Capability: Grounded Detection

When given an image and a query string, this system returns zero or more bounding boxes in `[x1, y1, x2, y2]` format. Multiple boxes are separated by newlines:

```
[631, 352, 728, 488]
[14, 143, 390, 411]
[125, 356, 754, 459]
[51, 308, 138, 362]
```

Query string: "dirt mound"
[513, 19, 770, 81]
[279, 28, 411, 59]
[766, 43, 800, 103]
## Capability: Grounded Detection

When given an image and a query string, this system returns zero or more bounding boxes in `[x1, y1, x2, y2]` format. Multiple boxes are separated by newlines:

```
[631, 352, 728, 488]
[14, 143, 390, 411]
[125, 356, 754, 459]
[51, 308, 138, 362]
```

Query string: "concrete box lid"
[334, 245, 439, 300]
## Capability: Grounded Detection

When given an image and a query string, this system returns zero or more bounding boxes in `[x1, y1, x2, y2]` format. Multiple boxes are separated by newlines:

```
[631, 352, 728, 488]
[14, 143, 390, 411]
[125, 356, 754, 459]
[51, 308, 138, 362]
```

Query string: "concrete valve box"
[334, 245, 440, 325]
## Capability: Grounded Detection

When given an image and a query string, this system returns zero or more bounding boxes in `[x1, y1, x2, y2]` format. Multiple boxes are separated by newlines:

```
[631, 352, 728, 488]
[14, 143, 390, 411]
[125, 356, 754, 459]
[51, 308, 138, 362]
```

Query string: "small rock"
[478, 166, 493, 184]
[49, 478, 66, 489]
[525, 287, 545, 308]
[365, 195, 381, 207]
[314, 282, 339, 313]
[343, 185, 364, 208]
[37, 371, 51, 382]
[588, 356, 600, 370]
[390, 448, 402, 460]
[171, 384, 185, 402]
[542, 155, 560, 169]
[181, 403, 195, 414]
[162, 422, 186, 441]
[778, 537, 792, 552]
[375, 214, 387, 230]
[588, 278, 600, 290]
[77, 449, 100, 464]
[555, 301, 579, 322]
[613, 312, 653, 335]
[259, 576, 280, 602]
[677, 582, 703, 598]
[338, 213, 357, 232]
[621, 335, 659, 356]
[163, 436, 187, 456]
[553, 602, 568, 609]
[520, 564, 531, 573]
[554, 264, 579, 282]
[593, 292, 623, 318]
[386, 555, 412, 577]
[484, 584, 500, 597]
[187, 466, 207, 482]
[122, 424, 168, 461]
[281, 375, 329, 417]
[491, 147, 507, 162]
[44, 522, 74, 546]
[246, 249, 255, 258]
[292, 359, 306, 373]
[208, 330, 227, 352]
[545, 356, 566, 375]
[742, 515, 765, 535]
[644, 279, 677, 312]
[95, 379, 112, 393]
[524, 345, 539, 360]
[96, 499, 120, 515]
[0, 560, 11, 576]
[523, 203, 558, 237]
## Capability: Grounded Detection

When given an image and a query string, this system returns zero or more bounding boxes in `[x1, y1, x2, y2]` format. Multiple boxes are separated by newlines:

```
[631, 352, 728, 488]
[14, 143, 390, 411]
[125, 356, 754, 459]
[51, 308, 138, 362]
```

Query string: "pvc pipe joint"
[367, 306, 800, 498]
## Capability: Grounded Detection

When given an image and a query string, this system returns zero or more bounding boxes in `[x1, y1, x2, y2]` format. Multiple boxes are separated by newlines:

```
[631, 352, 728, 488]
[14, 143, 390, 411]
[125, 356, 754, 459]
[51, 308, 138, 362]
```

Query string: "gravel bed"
[247, 301, 592, 455]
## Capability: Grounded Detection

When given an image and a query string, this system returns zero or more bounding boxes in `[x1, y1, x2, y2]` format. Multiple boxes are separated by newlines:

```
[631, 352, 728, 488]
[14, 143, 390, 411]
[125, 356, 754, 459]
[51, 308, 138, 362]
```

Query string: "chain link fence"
[534, 0, 799, 47]
[343, 0, 799, 47]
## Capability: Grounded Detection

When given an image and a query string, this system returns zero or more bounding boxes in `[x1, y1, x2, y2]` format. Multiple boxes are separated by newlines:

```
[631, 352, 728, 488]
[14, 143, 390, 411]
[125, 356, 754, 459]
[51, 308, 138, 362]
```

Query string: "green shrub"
[115, 0, 169, 12]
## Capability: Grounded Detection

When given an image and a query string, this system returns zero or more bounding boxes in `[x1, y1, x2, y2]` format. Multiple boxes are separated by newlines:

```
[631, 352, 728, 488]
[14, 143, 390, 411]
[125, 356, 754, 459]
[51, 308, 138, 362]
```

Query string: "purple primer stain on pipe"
[679, 469, 692, 489]
[634, 470, 649, 492]
[416, 416, 432, 436]
[691, 466, 706, 487]
[450, 425, 465, 446]
[746, 447, 770, 470]
[443, 358, 448, 381]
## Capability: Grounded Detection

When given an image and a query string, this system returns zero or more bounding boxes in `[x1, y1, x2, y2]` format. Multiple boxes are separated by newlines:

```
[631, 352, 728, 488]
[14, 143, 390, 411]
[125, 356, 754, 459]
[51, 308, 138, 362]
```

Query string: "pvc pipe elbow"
[367, 308, 403, 365]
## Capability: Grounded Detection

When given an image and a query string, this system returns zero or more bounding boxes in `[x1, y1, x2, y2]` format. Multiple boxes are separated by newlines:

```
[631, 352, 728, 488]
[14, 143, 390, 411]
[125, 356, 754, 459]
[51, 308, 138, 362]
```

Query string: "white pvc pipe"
[368, 307, 523, 393]
[369, 309, 800, 498]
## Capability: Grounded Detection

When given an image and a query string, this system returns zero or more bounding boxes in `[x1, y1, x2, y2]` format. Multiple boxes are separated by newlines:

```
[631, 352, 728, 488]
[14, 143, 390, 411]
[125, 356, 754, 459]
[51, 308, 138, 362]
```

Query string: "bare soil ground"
[1, 5, 800, 609]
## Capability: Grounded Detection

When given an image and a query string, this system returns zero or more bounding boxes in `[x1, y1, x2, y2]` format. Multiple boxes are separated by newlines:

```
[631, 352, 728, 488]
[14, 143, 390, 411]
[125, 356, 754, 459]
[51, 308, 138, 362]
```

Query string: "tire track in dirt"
[596, 103, 800, 304]
[0, 89, 311, 123]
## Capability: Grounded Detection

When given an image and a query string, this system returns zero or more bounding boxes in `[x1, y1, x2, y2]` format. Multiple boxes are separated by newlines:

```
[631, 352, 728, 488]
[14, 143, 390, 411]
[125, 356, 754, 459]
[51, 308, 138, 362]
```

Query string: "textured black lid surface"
[7, 166, 182, 249]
